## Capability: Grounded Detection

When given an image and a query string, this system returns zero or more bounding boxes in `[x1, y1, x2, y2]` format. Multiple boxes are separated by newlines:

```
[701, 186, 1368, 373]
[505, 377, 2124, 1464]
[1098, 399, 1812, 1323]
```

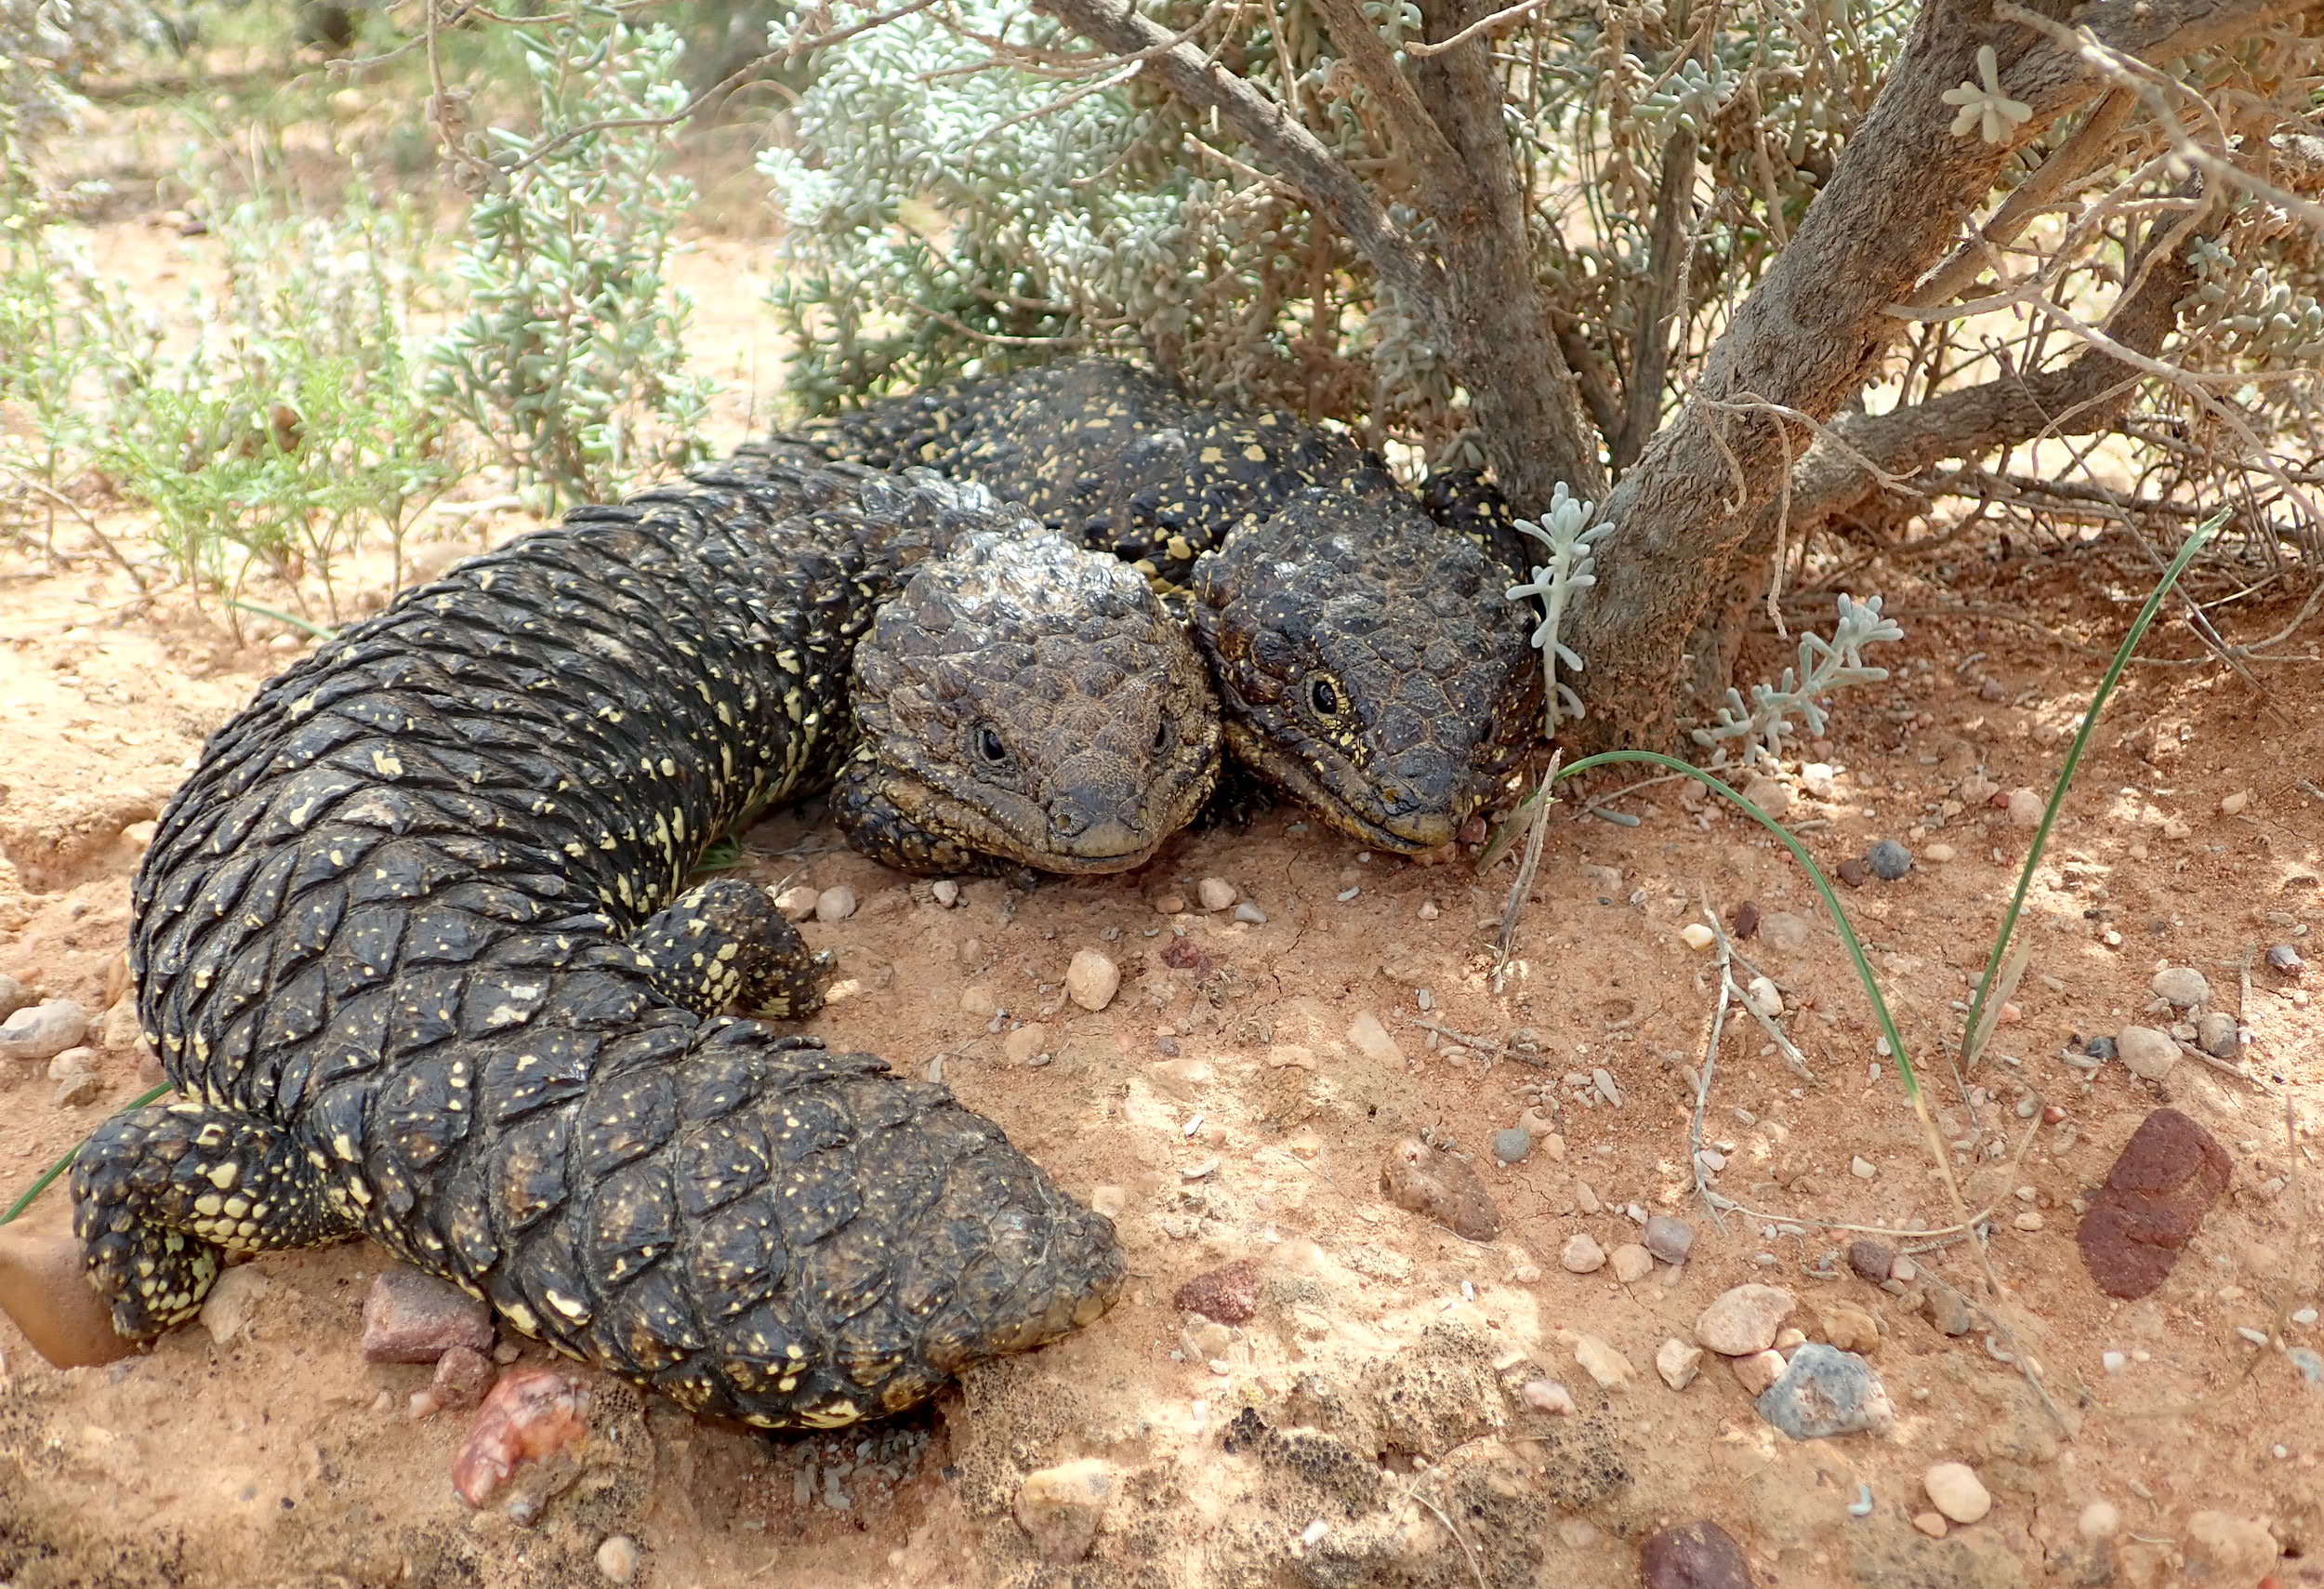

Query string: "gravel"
[1196, 877, 1238, 911]
[1609, 1243, 1655, 1284]
[1867, 840, 1912, 881]
[1656, 1338, 1704, 1391]
[813, 884, 858, 923]
[1560, 1233, 1606, 1274]
[1491, 1127, 1533, 1164]
[773, 885, 818, 921]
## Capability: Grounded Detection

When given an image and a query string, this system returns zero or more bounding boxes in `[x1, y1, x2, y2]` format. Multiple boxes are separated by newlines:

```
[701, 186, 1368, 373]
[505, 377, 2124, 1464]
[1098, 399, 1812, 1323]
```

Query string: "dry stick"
[1688, 907, 1739, 1229]
[1406, 1017, 1552, 1069]
[1490, 758, 1560, 994]
[0, 468, 151, 594]
[1402, 0, 1554, 55]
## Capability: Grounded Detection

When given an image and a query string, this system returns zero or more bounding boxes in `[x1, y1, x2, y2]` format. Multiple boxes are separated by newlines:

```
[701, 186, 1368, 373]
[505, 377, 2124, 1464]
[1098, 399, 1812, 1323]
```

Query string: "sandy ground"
[3, 208, 2322, 1589]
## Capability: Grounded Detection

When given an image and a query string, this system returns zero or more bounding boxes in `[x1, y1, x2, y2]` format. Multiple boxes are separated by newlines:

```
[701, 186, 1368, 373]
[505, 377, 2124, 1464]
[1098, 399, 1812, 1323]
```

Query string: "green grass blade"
[228, 600, 338, 642]
[1552, 748, 1921, 1098]
[1956, 509, 2228, 1077]
[1, 1081, 174, 1226]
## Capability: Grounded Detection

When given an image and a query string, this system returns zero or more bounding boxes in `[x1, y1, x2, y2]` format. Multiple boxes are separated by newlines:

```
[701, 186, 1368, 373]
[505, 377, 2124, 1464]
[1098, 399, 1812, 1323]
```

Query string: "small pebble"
[1347, 1012, 1404, 1066]
[1836, 857, 1871, 888]
[1732, 901, 1761, 938]
[2265, 943, 2304, 974]
[1923, 1462, 1990, 1523]
[2220, 789, 2251, 814]
[595, 1535, 640, 1583]
[773, 885, 819, 921]
[363, 1266, 495, 1363]
[2078, 1501, 2120, 1541]
[1233, 902, 1268, 925]
[2182, 1511, 2280, 1582]
[431, 1344, 496, 1412]
[1572, 1333, 1632, 1388]
[930, 879, 960, 907]
[1609, 1243, 1654, 1284]
[1655, 1338, 1704, 1391]
[2148, 965, 2211, 1007]
[0, 1000, 90, 1064]
[1867, 840, 1911, 881]
[1679, 922, 1716, 951]
[1196, 877, 1238, 911]
[0, 974, 32, 1021]
[2083, 1035, 2118, 1063]
[1560, 1233, 1606, 1274]
[1064, 950, 1119, 1012]
[2005, 788, 2044, 828]
[1522, 1378, 1576, 1415]
[51, 1067, 104, 1108]
[1849, 1156, 1877, 1180]
[1696, 1283, 1796, 1356]
[1731, 1349, 1786, 1394]
[1922, 842, 1956, 863]
[2012, 1212, 2043, 1232]
[1760, 911, 1812, 952]
[1814, 1302, 1880, 1355]
[2115, 1025, 2178, 1080]
[1491, 1127, 1533, 1165]
[1152, 892, 1187, 915]
[1644, 1216, 1697, 1265]
[1742, 976, 1783, 1018]
[1015, 1460, 1116, 1564]
[1639, 1521, 1753, 1589]
[813, 885, 858, 923]
[1846, 1239, 1895, 1282]
[2195, 1012, 2238, 1058]
[1912, 1513, 1948, 1539]
[1173, 1259, 1262, 1324]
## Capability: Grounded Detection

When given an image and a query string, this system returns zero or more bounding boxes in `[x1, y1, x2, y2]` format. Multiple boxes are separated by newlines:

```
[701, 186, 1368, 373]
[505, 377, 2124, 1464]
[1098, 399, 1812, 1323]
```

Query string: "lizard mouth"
[1223, 722, 1470, 855]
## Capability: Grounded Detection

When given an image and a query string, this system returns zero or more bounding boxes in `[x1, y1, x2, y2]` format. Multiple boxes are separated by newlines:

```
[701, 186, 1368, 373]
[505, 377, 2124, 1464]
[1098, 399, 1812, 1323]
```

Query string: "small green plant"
[1691, 594, 1905, 769]
[425, 17, 717, 511]
[1503, 483, 1614, 735]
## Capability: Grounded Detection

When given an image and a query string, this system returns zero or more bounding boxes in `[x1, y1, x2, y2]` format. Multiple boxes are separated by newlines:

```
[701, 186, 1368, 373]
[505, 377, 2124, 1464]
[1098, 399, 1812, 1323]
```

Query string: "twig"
[1403, 0, 1553, 56]
[1491, 756, 1561, 992]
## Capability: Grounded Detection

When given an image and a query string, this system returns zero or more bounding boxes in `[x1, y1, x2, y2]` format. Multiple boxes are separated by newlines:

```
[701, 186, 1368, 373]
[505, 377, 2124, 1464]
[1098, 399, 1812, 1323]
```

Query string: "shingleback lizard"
[67, 454, 1164, 1430]
[780, 358, 1540, 854]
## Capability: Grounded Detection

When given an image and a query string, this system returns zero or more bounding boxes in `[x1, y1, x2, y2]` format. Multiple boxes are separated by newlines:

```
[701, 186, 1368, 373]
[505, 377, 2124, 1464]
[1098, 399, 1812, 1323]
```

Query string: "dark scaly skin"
[783, 359, 1539, 854]
[838, 527, 1220, 878]
[70, 456, 1125, 1432]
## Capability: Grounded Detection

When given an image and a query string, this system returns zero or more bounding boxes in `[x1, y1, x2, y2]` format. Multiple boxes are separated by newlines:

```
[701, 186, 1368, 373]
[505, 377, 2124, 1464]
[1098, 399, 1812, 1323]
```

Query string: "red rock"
[1162, 938, 1210, 973]
[362, 1265, 494, 1363]
[452, 1367, 591, 1507]
[1173, 1260, 1262, 1323]
[1379, 1138, 1500, 1241]
[2076, 1108, 2230, 1300]
[1641, 1519, 1756, 1588]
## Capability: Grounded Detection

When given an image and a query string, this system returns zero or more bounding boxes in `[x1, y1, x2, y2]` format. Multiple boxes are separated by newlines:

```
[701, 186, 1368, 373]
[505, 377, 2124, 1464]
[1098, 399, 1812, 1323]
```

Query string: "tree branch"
[1613, 123, 1701, 471]
[1568, 0, 2322, 745]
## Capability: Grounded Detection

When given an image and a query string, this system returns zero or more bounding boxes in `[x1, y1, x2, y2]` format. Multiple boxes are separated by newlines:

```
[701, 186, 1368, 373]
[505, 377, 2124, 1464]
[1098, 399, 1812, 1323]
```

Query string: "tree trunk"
[1565, 0, 2318, 749]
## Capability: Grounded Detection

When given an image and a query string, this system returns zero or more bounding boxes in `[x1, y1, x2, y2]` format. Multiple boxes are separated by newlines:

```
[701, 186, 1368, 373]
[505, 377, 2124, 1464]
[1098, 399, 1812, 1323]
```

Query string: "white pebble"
[1743, 975, 1783, 1018]
[1609, 1243, 1654, 1284]
[1522, 1378, 1575, 1414]
[2005, 788, 2044, 828]
[1196, 877, 1238, 911]
[2012, 1212, 2044, 1232]
[2078, 1502, 2120, 1542]
[1234, 901, 1268, 925]
[2148, 965, 2212, 1008]
[1560, 1233, 1606, 1274]
[2102, 1350, 2126, 1373]
[1346, 1012, 1404, 1066]
[1591, 1067, 1621, 1106]
[812, 884, 857, 923]
[1064, 950, 1119, 1013]
[1656, 1337, 1704, 1391]
[931, 879, 960, 907]
[1571, 1334, 1632, 1388]
[1923, 1462, 1991, 1524]
[1679, 923, 1716, 951]
[2220, 789, 2251, 814]
[2116, 1025, 2180, 1080]
[1850, 1156, 1878, 1180]
[1922, 842, 1956, 863]
[595, 1535, 640, 1583]
[2292, 1308, 2319, 1327]
[773, 885, 819, 921]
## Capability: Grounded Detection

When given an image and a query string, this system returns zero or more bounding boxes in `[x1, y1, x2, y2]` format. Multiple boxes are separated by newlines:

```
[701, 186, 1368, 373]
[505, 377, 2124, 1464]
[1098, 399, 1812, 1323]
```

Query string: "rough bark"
[1037, 0, 1605, 506]
[1566, 0, 2322, 748]
[1681, 232, 2199, 701]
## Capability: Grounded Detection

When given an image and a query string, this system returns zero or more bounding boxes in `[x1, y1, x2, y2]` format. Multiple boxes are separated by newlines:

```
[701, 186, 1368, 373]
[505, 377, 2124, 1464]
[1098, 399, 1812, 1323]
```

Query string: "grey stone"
[2148, 965, 2211, 1008]
[1867, 840, 1912, 881]
[0, 974, 32, 1022]
[1755, 1343, 1895, 1438]
[1846, 1239, 1895, 1282]
[1644, 1215, 1697, 1265]
[2195, 1011, 2238, 1059]
[1491, 1127, 1533, 1164]
[2265, 944, 2304, 974]
[2116, 1025, 2179, 1080]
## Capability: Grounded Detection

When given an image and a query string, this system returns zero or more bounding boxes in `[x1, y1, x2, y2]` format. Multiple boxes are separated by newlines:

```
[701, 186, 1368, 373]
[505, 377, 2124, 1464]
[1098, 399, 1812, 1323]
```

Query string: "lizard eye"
[972, 725, 1009, 766]
[1309, 678, 1341, 718]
